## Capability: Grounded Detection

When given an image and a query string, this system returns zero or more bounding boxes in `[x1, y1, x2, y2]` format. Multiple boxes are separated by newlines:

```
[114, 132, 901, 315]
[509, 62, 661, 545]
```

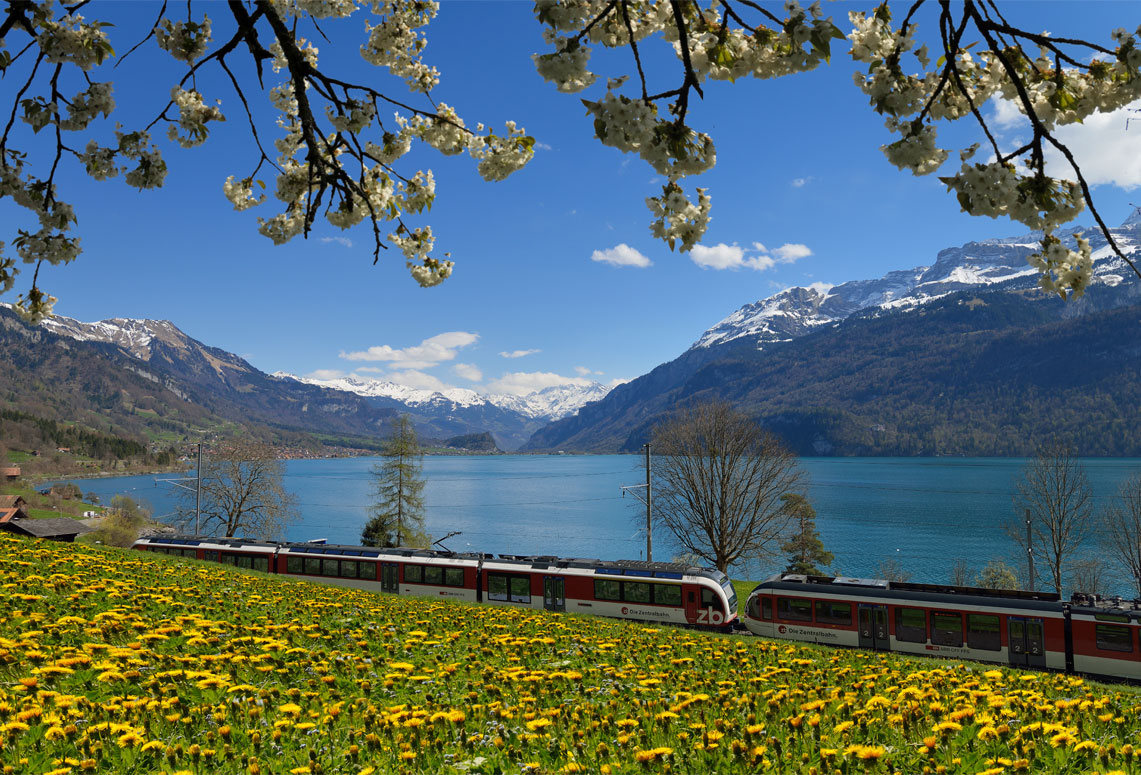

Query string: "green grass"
[731, 579, 761, 615]
[4, 536, 1141, 775]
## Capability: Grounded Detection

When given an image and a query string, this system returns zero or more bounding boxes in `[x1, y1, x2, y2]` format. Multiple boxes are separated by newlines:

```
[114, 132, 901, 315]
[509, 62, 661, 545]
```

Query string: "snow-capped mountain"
[7, 306, 610, 451]
[526, 213, 1141, 455]
[275, 372, 613, 423]
[693, 215, 1139, 352]
[38, 312, 213, 362]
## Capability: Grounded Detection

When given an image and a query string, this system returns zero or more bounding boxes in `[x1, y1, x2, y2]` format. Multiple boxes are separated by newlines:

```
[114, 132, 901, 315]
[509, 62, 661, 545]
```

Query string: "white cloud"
[574, 365, 602, 376]
[989, 98, 1141, 189]
[340, 331, 479, 367]
[453, 362, 483, 381]
[591, 243, 652, 268]
[689, 242, 813, 271]
[773, 243, 812, 262]
[535, 142, 553, 151]
[306, 369, 345, 380]
[499, 348, 540, 359]
[989, 97, 1024, 129]
[321, 236, 353, 248]
[790, 176, 814, 188]
[1047, 102, 1141, 189]
[485, 371, 594, 397]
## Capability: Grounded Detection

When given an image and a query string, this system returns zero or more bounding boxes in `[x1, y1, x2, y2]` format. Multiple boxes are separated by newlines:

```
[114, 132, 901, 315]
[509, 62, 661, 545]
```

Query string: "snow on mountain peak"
[692, 220, 1139, 352]
[20, 307, 189, 360]
[276, 373, 613, 422]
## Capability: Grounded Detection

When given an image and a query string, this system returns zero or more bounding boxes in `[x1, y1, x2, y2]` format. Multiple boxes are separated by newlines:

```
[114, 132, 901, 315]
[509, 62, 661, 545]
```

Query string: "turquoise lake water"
[68, 456, 1141, 592]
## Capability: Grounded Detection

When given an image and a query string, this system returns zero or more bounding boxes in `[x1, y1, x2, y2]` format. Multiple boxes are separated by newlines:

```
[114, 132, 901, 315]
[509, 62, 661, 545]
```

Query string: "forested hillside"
[527, 291, 1141, 456]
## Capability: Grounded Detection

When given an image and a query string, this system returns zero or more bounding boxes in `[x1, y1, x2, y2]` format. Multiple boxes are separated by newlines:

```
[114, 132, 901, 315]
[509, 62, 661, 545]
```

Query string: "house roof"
[0, 495, 25, 508]
[0, 467, 19, 476]
[1, 517, 92, 538]
[0, 508, 20, 524]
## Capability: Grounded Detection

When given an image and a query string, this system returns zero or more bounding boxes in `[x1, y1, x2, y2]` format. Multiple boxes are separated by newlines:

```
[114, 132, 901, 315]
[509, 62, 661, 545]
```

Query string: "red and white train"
[744, 574, 1141, 682]
[131, 534, 739, 630]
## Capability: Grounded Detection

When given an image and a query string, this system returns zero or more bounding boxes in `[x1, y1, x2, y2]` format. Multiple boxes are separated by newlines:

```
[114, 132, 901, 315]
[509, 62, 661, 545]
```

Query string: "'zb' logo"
[696, 608, 725, 625]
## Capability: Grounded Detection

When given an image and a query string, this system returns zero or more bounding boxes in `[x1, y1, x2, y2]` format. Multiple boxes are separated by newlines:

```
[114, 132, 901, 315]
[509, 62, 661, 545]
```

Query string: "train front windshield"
[721, 579, 738, 615]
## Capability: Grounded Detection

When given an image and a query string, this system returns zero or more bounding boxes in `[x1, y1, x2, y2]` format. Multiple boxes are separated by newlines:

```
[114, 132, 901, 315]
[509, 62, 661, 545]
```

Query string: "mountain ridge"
[3, 305, 611, 451]
[525, 215, 1141, 455]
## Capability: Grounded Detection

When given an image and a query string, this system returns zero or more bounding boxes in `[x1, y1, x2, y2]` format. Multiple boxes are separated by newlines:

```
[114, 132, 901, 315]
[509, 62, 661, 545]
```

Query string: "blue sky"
[5, 1, 1140, 396]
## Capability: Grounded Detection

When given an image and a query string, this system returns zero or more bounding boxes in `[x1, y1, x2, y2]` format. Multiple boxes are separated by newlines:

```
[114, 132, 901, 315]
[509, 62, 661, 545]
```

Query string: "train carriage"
[744, 574, 1068, 672]
[1068, 595, 1141, 681]
[477, 556, 737, 629]
[132, 533, 738, 631]
[133, 534, 279, 572]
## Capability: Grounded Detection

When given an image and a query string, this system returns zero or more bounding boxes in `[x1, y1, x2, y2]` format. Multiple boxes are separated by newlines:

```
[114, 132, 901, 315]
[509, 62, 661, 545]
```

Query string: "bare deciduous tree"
[651, 401, 801, 574]
[1010, 443, 1093, 595]
[184, 441, 297, 540]
[949, 559, 972, 587]
[1068, 557, 1110, 598]
[1103, 474, 1141, 599]
[877, 557, 911, 583]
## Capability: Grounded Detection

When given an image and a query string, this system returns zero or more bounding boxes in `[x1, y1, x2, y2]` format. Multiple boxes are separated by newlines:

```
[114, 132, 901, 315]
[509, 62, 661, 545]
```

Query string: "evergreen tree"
[779, 494, 833, 576]
[362, 416, 428, 548]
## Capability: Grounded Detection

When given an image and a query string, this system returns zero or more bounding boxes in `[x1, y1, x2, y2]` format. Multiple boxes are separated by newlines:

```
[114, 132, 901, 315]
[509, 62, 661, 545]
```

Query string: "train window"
[932, 612, 963, 647]
[205, 551, 219, 563]
[445, 568, 465, 587]
[815, 601, 852, 626]
[405, 565, 423, 584]
[252, 556, 269, 573]
[322, 559, 339, 577]
[510, 576, 531, 604]
[340, 561, 359, 579]
[239, 555, 255, 569]
[1095, 613, 1130, 623]
[595, 579, 621, 601]
[286, 556, 303, 574]
[624, 582, 652, 604]
[654, 584, 682, 607]
[762, 598, 772, 620]
[966, 614, 1001, 651]
[488, 574, 509, 602]
[746, 595, 760, 620]
[182, 549, 197, 558]
[220, 554, 235, 565]
[777, 597, 813, 622]
[358, 562, 377, 581]
[424, 566, 444, 585]
[304, 557, 322, 576]
[1096, 624, 1134, 653]
[895, 608, 927, 643]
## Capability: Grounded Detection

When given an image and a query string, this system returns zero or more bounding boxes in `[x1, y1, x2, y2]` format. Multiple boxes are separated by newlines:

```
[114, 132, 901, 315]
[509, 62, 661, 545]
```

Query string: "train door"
[380, 563, 399, 594]
[543, 576, 565, 612]
[858, 604, 890, 651]
[1008, 616, 1046, 669]
[684, 588, 698, 623]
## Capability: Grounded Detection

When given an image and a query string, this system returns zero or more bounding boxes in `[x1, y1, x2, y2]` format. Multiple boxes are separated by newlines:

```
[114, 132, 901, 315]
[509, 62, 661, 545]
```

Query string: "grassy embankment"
[0, 481, 103, 520]
[2, 534, 1139, 775]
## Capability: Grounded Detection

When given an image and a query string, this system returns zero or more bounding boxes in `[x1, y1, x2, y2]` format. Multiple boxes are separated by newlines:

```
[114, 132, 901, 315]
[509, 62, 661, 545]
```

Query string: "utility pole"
[644, 443, 651, 563]
[1025, 508, 1035, 591]
[620, 443, 653, 562]
[195, 443, 202, 535]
